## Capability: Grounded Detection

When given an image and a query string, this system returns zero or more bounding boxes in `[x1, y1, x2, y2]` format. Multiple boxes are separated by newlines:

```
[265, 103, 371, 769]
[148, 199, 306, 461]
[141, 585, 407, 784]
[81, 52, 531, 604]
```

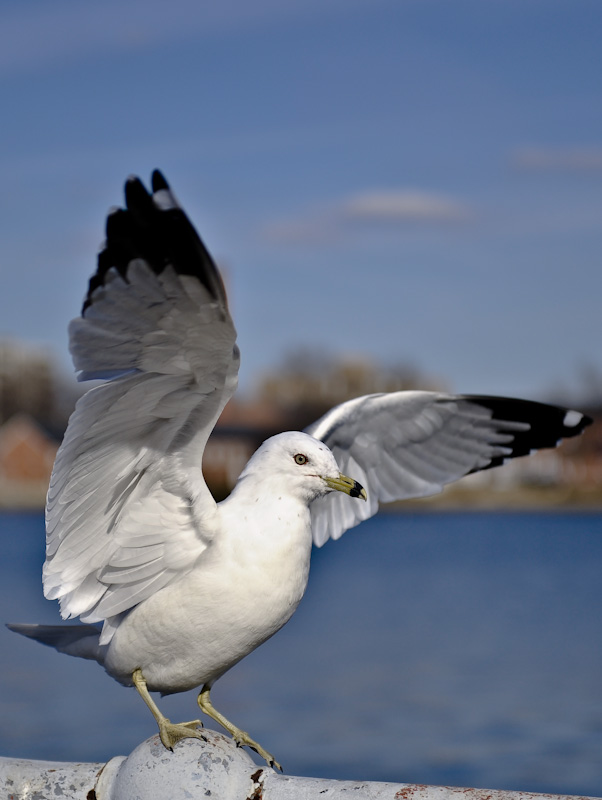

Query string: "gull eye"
[294, 453, 308, 465]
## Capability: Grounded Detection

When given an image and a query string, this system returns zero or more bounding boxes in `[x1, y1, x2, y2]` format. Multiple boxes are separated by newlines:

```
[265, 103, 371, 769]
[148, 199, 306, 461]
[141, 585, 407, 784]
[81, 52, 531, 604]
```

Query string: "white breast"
[103, 493, 314, 692]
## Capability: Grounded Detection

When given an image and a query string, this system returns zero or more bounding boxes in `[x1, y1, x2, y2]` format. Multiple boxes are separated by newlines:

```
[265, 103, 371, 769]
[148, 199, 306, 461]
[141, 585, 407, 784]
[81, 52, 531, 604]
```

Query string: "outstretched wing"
[306, 391, 591, 546]
[44, 171, 239, 643]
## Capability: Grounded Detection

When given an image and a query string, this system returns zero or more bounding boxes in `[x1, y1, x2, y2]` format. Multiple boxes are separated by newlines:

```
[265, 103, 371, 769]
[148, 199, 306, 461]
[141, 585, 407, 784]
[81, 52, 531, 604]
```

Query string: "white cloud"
[262, 188, 471, 244]
[342, 189, 470, 222]
[512, 146, 602, 171]
[0, 0, 379, 77]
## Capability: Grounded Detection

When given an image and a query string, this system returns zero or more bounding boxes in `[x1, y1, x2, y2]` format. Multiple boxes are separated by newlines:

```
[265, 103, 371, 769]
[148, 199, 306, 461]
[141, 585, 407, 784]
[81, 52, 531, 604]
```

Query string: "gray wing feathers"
[306, 391, 578, 546]
[45, 199, 238, 642]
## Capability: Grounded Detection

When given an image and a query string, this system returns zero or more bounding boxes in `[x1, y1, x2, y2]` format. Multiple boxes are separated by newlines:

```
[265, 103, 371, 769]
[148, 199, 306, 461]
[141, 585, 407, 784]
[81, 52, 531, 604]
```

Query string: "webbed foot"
[158, 718, 205, 751]
[230, 728, 282, 772]
[197, 684, 282, 771]
[132, 668, 207, 752]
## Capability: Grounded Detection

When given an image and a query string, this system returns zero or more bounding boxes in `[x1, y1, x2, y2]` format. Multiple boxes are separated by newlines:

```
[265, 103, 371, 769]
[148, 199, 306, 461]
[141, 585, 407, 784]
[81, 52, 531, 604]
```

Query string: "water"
[1, 511, 601, 796]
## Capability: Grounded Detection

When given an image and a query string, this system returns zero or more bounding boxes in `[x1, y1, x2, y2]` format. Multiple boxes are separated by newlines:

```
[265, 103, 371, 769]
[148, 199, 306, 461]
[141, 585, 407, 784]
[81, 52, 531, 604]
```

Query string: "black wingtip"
[563, 409, 591, 435]
[82, 171, 228, 316]
[462, 395, 592, 432]
[124, 175, 153, 212]
[151, 169, 169, 192]
[459, 395, 593, 473]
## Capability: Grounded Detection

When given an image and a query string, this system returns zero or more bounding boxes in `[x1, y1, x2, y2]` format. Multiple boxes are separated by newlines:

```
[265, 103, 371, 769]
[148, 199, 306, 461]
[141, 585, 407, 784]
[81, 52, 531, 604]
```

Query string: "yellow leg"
[132, 668, 204, 751]
[197, 684, 282, 771]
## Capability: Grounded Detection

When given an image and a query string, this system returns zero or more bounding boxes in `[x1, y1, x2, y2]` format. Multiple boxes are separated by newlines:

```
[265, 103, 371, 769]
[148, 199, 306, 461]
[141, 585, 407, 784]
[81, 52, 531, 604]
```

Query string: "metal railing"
[1, 731, 599, 800]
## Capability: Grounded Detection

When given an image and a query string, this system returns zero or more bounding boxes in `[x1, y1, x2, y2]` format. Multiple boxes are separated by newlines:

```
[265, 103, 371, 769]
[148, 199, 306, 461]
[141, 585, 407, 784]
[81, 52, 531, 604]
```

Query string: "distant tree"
[0, 340, 81, 438]
[257, 348, 443, 430]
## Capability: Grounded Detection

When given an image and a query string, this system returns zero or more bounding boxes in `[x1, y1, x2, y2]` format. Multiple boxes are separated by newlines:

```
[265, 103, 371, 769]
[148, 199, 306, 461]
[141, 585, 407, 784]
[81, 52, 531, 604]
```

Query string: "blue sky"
[1, 0, 601, 401]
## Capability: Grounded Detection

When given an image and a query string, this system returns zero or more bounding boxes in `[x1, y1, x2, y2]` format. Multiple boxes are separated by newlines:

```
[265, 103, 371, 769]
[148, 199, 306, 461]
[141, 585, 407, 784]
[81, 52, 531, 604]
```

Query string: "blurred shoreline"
[391, 484, 602, 512]
[4, 484, 602, 513]
[2, 340, 600, 512]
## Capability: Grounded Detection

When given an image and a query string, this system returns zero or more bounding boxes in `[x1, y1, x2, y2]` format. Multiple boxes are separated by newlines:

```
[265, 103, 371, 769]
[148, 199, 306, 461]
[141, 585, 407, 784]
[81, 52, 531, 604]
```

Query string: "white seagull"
[8, 171, 591, 770]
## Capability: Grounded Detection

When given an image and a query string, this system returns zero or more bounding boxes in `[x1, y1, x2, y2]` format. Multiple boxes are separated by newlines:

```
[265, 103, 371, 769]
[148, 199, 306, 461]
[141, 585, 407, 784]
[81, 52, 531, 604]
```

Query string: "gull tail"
[6, 623, 102, 662]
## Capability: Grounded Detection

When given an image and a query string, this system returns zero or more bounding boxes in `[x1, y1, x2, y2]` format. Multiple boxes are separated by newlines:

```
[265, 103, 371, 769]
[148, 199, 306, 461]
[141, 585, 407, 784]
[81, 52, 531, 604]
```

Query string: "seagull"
[8, 171, 591, 770]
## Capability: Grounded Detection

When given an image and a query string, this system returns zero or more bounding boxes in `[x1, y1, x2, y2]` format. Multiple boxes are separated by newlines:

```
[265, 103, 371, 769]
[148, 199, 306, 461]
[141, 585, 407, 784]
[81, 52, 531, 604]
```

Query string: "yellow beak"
[323, 472, 367, 500]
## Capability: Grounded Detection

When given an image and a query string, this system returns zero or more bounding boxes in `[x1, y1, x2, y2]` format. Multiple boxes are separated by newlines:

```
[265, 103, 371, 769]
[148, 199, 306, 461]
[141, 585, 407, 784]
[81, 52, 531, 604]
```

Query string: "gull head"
[237, 431, 367, 505]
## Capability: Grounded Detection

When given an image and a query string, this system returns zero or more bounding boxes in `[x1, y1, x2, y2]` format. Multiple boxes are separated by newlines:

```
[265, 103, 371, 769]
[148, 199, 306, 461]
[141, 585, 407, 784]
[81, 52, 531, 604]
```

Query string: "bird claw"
[181, 719, 204, 730]
[232, 731, 282, 771]
[158, 719, 205, 750]
[196, 686, 283, 770]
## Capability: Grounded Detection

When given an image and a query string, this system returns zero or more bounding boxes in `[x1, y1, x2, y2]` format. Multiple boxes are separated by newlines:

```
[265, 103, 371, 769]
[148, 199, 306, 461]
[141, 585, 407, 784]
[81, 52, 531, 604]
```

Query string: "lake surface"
[1, 510, 601, 796]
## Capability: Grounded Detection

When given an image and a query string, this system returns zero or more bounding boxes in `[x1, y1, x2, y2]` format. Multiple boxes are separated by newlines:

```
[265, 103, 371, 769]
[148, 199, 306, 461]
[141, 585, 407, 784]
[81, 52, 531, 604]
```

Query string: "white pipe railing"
[1, 731, 599, 800]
